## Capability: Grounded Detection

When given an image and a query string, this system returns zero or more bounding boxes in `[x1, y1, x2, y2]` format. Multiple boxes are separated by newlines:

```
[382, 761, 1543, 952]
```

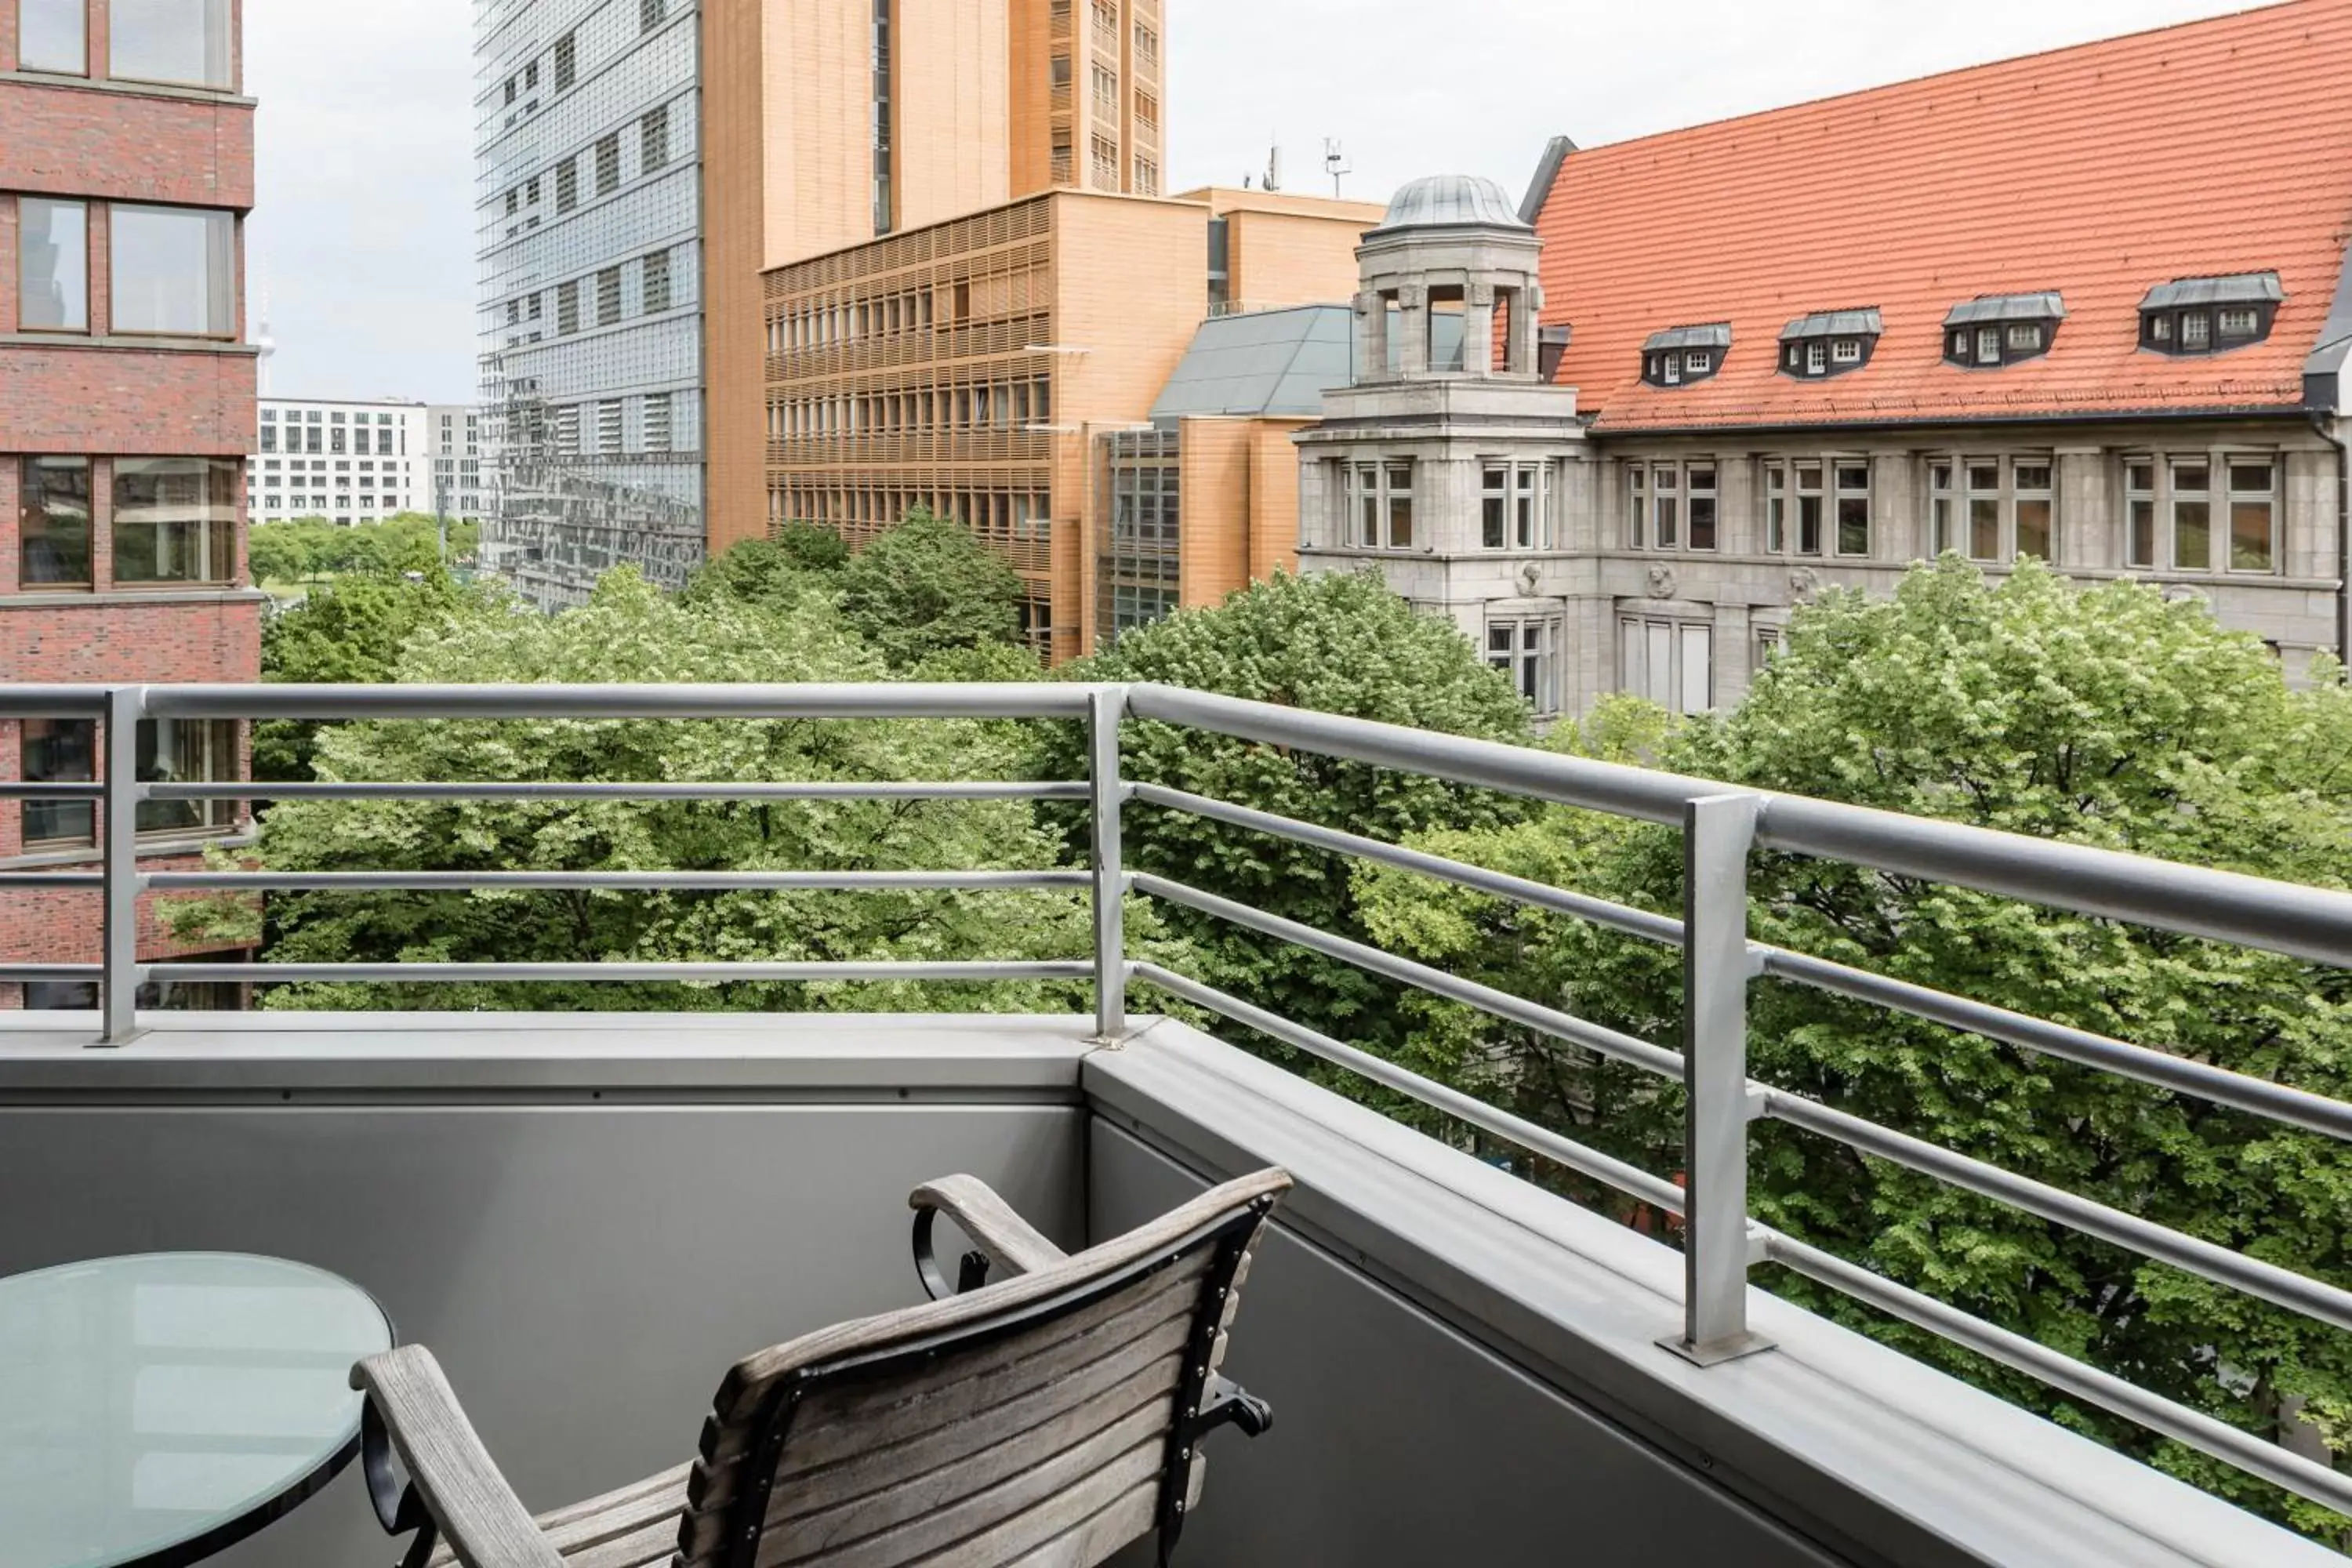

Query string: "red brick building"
[1, 0, 260, 1007]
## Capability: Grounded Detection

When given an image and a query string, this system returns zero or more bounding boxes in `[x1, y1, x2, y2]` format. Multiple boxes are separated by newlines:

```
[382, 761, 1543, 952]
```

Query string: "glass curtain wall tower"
[474, 0, 705, 612]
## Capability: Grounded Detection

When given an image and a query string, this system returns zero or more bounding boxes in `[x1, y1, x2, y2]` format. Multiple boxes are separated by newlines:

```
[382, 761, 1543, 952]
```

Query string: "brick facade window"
[20, 457, 93, 586]
[110, 205, 236, 336]
[111, 459, 238, 584]
[20, 720, 96, 848]
[18, 0, 89, 74]
[110, 0, 234, 89]
[17, 198, 89, 331]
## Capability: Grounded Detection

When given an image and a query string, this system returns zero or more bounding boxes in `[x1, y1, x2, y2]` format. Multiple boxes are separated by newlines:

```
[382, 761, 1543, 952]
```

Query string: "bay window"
[109, 0, 234, 88]
[20, 456, 92, 586]
[17, 198, 89, 331]
[112, 458, 238, 584]
[110, 205, 236, 336]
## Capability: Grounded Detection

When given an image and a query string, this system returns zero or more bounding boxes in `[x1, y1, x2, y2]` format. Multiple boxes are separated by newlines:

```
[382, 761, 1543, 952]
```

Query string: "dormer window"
[1642, 324, 1730, 388]
[1780, 309, 1880, 379]
[2140, 273, 2280, 354]
[1943, 292, 2064, 369]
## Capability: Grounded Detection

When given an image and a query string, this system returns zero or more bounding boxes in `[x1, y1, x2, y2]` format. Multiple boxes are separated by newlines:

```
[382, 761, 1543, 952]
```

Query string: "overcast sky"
[245, 0, 2259, 406]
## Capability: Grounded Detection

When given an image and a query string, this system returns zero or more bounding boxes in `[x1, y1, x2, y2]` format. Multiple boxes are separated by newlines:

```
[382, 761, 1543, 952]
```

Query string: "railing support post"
[100, 685, 146, 1047]
[1664, 792, 1772, 1365]
[1088, 686, 1129, 1042]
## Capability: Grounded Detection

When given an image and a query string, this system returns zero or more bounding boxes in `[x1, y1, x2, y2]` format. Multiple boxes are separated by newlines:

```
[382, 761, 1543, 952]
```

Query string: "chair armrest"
[351, 1346, 562, 1568]
[909, 1174, 1069, 1296]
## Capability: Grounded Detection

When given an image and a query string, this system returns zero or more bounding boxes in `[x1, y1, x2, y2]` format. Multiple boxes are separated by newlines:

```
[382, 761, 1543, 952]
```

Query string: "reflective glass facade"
[474, 0, 704, 611]
[1098, 429, 1180, 647]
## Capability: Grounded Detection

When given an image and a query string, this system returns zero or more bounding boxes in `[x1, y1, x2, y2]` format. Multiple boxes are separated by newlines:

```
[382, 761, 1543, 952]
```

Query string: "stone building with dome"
[1306, 2, 2350, 720]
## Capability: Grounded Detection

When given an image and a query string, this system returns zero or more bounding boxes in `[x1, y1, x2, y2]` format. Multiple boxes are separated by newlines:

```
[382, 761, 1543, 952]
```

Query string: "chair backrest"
[673, 1168, 1291, 1568]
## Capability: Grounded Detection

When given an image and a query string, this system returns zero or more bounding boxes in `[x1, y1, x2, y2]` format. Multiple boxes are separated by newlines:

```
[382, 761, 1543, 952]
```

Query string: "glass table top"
[0, 1254, 393, 1568]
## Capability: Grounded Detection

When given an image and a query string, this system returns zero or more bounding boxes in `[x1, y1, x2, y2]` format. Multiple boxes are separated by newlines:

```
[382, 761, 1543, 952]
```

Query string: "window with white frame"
[1345, 461, 1415, 550]
[1621, 617, 1713, 715]
[1486, 617, 1561, 715]
[2125, 460, 2158, 569]
[2227, 459, 2275, 572]
[1481, 462, 1549, 550]
[1761, 460, 1831, 556]
[1628, 459, 1716, 551]
[1835, 462, 1871, 556]
[2172, 459, 2212, 572]
[1929, 458, 2053, 562]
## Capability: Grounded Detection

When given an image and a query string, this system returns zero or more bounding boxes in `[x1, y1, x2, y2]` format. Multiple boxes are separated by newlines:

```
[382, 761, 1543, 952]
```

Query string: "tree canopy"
[209, 569, 1105, 1016]
[1353, 559, 2352, 1537]
[249, 514, 477, 587]
[1038, 569, 1535, 1063]
[836, 509, 1029, 670]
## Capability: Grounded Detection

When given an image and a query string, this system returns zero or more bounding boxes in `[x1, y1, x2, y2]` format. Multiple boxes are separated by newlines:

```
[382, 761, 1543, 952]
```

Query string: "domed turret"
[1369, 174, 1532, 237]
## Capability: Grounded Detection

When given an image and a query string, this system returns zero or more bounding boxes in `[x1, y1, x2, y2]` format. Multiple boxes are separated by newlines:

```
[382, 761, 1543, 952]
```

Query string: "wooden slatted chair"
[353, 1167, 1291, 1568]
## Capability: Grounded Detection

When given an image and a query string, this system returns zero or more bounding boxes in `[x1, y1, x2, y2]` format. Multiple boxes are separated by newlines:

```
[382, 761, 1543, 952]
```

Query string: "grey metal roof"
[1149, 307, 1356, 421]
[1369, 174, 1534, 236]
[1781, 308, 1884, 341]
[2140, 272, 2283, 310]
[1944, 292, 2067, 328]
[1643, 323, 1733, 354]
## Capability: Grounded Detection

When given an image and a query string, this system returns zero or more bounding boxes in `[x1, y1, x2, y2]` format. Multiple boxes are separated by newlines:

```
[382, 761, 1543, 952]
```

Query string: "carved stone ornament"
[1468, 281, 1497, 309]
[1788, 567, 1821, 601]
[1646, 566, 1676, 600]
[1397, 283, 1428, 310]
[1519, 563, 1542, 595]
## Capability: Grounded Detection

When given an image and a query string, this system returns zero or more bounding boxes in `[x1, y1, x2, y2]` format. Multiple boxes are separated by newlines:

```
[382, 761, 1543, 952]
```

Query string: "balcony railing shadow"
[2, 679, 2350, 1567]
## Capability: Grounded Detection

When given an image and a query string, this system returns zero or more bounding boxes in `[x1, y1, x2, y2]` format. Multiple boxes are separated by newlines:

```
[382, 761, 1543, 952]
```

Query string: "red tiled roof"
[1533, 0, 2352, 431]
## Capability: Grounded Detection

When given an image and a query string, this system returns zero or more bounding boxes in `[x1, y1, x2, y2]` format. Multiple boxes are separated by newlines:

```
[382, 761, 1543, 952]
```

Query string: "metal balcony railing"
[4, 679, 2351, 1519]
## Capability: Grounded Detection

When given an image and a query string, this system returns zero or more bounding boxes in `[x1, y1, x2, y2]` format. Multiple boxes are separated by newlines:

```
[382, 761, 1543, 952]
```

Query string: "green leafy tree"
[838, 510, 1027, 669]
[218, 570, 1104, 1015]
[1039, 569, 1534, 1066]
[680, 537, 829, 615]
[255, 568, 489, 781]
[774, 520, 851, 575]
[1356, 559, 2352, 1537]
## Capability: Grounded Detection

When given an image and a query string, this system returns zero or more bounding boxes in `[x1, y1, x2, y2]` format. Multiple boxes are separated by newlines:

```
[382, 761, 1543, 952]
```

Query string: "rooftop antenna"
[1323, 138, 1352, 199]
[1263, 137, 1282, 194]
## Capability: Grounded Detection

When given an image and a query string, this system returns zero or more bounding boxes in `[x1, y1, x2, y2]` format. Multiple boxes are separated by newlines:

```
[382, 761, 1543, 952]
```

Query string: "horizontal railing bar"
[1138, 778, 2352, 1142]
[1124, 683, 2352, 968]
[1131, 782, 1684, 945]
[1132, 962, 1687, 1215]
[144, 781, 1091, 802]
[0, 686, 111, 717]
[1761, 1088, 2352, 1334]
[143, 871, 1091, 894]
[0, 782, 107, 800]
[1759, 946, 2352, 1144]
[0, 873, 106, 890]
[131, 682, 1099, 721]
[1765, 1232, 2352, 1518]
[146, 961, 1094, 984]
[1131, 872, 1684, 1080]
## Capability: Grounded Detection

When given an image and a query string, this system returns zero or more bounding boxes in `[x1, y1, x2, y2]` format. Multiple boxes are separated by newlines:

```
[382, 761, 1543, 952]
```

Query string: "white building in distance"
[425, 405, 489, 522]
[249, 397, 434, 524]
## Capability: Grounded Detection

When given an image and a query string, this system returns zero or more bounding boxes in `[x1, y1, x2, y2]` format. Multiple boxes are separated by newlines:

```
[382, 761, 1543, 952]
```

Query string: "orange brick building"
[760, 187, 1383, 659]
[0, 0, 260, 1006]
